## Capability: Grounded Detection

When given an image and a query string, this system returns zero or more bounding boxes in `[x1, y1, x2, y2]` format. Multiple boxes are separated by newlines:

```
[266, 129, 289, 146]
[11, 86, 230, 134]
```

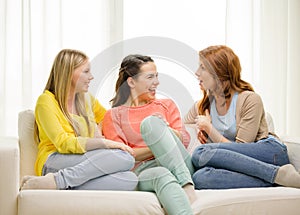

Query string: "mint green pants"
[135, 116, 195, 215]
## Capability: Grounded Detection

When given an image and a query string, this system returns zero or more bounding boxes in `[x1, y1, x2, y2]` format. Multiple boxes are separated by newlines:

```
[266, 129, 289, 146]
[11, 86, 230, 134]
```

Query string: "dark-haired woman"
[103, 54, 196, 215]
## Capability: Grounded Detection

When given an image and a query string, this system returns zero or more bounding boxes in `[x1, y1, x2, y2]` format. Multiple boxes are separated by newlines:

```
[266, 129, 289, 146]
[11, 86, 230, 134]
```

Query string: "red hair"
[198, 45, 254, 114]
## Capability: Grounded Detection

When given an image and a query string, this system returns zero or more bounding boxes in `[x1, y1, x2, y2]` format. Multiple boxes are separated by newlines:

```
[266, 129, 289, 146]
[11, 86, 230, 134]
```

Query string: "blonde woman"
[20, 49, 137, 190]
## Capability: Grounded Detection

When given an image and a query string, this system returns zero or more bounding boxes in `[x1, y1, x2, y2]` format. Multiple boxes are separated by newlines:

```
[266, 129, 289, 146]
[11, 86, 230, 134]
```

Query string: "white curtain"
[0, 0, 123, 137]
[224, 0, 300, 137]
[1, 0, 299, 137]
[260, 0, 300, 137]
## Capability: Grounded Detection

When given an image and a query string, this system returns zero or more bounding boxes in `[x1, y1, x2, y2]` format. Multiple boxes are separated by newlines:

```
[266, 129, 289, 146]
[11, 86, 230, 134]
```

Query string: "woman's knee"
[141, 115, 161, 130]
[270, 139, 290, 165]
[140, 116, 167, 140]
[113, 150, 135, 169]
[191, 144, 213, 168]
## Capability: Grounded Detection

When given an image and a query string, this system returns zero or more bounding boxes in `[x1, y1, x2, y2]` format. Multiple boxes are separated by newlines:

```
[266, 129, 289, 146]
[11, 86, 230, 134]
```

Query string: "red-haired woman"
[185, 45, 300, 189]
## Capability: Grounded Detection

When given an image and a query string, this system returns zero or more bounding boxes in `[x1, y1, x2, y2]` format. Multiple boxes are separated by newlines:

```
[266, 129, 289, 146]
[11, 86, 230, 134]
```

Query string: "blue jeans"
[192, 135, 290, 189]
[138, 116, 194, 215]
[43, 149, 138, 190]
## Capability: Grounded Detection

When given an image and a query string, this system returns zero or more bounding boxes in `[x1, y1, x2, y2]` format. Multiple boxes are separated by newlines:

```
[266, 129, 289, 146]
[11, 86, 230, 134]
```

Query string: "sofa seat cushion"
[18, 187, 300, 215]
[18, 190, 164, 215]
[193, 187, 300, 215]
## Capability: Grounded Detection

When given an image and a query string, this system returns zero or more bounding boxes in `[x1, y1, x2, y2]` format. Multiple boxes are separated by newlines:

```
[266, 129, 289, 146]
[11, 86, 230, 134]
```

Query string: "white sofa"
[1, 110, 300, 215]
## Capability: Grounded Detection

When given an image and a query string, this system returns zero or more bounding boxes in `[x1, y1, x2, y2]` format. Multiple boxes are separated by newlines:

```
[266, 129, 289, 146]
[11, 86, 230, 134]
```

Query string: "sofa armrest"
[0, 137, 19, 215]
[281, 136, 300, 171]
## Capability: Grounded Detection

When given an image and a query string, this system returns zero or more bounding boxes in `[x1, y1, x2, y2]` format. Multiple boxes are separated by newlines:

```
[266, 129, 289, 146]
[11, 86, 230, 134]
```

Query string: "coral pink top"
[102, 99, 190, 159]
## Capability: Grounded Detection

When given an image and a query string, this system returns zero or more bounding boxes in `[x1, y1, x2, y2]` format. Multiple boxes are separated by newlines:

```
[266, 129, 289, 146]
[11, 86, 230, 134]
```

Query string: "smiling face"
[71, 60, 93, 94]
[129, 62, 159, 104]
[195, 60, 216, 92]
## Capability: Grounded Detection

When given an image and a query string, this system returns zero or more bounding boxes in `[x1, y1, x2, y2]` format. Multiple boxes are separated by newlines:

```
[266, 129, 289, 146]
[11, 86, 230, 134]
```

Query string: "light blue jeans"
[192, 135, 290, 189]
[137, 116, 194, 215]
[42, 149, 138, 190]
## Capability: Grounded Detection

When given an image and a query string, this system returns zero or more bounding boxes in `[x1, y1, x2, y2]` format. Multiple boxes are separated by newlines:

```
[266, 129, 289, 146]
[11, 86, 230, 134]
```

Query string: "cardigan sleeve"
[235, 92, 268, 143]
[183, 101, 199, 124]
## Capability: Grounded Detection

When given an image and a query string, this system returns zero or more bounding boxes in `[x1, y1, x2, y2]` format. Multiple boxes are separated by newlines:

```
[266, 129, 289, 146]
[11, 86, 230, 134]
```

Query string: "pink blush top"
[102, 99, 190, 156]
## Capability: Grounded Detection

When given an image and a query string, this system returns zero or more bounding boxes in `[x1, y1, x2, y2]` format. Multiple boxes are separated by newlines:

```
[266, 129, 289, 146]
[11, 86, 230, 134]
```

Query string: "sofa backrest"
[18, 110, 38, 181]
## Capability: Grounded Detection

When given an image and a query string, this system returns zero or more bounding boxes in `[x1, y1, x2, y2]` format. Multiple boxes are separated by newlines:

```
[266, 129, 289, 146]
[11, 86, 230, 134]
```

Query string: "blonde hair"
[43, 49, 91, 136]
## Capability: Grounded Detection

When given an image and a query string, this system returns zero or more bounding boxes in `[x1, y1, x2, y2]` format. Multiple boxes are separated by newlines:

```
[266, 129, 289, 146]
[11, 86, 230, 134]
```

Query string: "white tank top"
[210, 92, 238, 142]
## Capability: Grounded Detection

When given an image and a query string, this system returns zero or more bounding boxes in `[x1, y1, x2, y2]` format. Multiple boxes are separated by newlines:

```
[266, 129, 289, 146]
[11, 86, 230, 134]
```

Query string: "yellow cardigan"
[34, 90, 106, 175]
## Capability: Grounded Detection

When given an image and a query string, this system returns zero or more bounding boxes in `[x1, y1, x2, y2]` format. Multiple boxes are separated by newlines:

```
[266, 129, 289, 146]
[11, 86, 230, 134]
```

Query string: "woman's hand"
[195, 109, 212, 144]
[86, 138, 134, 156]
[195, 109, 211, 132]
[195, 109, 230, 143]
[105, 139, 135, 156]
[197, 130, 208, 144]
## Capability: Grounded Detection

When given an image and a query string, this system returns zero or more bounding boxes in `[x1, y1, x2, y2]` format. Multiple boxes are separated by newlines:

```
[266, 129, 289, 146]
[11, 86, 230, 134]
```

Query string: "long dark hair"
[110, 54, 154, 107]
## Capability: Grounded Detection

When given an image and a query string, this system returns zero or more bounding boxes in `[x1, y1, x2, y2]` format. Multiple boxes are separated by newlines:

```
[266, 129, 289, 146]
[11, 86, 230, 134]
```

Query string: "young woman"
[102, 54, 196, 215]
[185, 45, 300, 189]
[20, 49, 137, 191]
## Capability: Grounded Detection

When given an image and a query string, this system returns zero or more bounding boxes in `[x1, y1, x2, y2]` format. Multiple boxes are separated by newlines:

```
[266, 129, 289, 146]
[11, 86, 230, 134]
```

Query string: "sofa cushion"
[18, 187, 300, 215]
[18, 110, 38, 180]
[192, 187, 300, 215]
[18, 190, 164, 215]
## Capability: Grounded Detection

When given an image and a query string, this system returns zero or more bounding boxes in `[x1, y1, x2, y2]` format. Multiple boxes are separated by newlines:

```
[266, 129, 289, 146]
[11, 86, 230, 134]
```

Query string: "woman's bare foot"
[20, 173, 57, 190]
[183, 183, 197, 204]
